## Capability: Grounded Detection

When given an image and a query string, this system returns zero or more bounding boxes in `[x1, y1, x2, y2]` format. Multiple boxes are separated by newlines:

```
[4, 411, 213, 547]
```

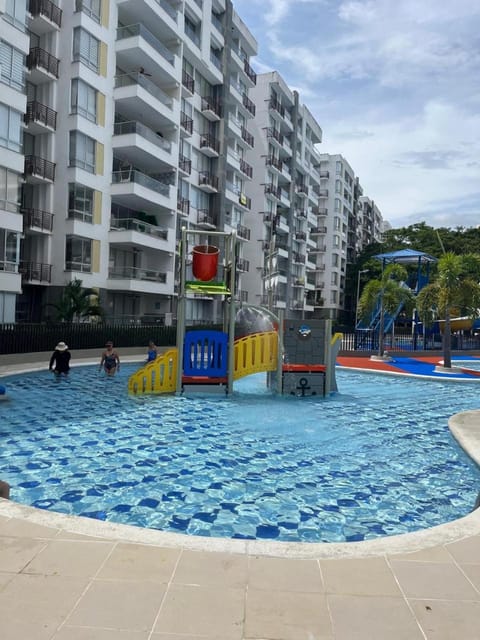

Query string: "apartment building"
[242, 71, 323, 317]
[0, 0, 29, 322]
[3, 0, 257, 324]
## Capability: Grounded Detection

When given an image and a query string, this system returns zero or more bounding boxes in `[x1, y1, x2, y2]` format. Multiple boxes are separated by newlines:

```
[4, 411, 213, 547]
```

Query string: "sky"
[232, 0, 480, 229]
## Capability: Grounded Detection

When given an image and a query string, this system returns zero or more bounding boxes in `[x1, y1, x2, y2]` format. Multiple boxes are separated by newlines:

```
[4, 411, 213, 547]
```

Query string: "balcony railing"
[25, 100, 57, 130]
[177, 197, 190, 216]
[24, 155, 56, 181]
[22, 207, 54, 232]
[200, 133, 220, 154]
[265, 127, 283, 145]
[264, 183, 281, 199]
[185, 22, 200, 47]
[243, 59, 257, 84]
[237, 257, 249, 272]
[241, 126, 254, 147]
[180, 112, 193, 134]
[319, 170, 329, 178]
[242, 94, 256, 116]
[201, 95, 221, 117]
[269, 97, 285, 118]
[112, 170, 170, 197]
[157, 0, 178, 21]
[266, 155, 282, 171]
[116, 23, 175, 66]
[197, 209, 215, 226]
[182, 69, 195, 94]
[292, 252, 306, 264]
[113, 120, 172, 152]
[178, 155, 192, 174]
[237, 224, 250, 240]
[311, 226, 327, 234]
[19, 261, 52, 282]
[198, 171, 219, 190]
[29, 0, 62, 28]
[27, 47, 60, 78]
[75, 0, 100, 22]
[295, 231, 307, 241]
[109, 266, 167, 282]
[318, 189, 329, 197]
[239, 158, 253, 178]
[295, 209, 307, 218]
[110, 217, 168, 239]
[114, 73, 173, 109]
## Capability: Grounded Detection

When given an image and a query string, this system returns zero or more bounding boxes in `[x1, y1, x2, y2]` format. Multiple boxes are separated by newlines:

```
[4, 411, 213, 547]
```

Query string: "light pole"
[355, 269, 369, 328]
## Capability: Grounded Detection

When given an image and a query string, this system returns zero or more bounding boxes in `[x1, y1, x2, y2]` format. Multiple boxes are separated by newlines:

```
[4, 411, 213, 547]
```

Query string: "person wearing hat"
[49, 341, 71, 376]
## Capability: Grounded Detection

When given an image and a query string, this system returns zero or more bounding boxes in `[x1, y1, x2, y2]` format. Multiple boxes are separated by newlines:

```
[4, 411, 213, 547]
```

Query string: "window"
[66, 236, 92, 272]
[71, 79, 97, 122]
[0, 104, 22, 152]
[335, 160, 342, 175]
[73, 27, 99, 72]
[334, 216, 341, 230]
[69, 131, 96, 173]
[330, 290, 338, 304]
[331, 272, 338, 285]
[0, 40, 25, 90]
[332, 253, 339, 267]
[0, 167, 21, 213]
[333, 234, 340, 248]
[75, 0, 101, 23]
[335, 179, 341, 194]
[0, 229, 19, 271]
[334, 198, 341, 212]
[68, 183, 94, 223]
[5, 0, 26, 31]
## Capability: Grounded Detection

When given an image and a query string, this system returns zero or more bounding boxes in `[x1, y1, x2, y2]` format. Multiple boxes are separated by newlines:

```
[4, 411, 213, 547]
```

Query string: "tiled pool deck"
[1, 352, 480, 639]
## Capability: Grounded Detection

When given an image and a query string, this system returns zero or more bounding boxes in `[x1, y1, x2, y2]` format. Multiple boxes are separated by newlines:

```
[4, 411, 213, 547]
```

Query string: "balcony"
[19, 261, 52, 283]
[178, 155, 192, 175]
[177, 197, 190, 217]
[28, 0, 62, 31]
[108, 265, 167, 283]
[24, 155, 56, 183]
[292, 252, 306, 265]
[27, 47, 60, 81]
[310, 226, 327, 235]
[239, 158, 253, 179]
[109, 217, 170, 251]
[319, 170, 329, 179]
[182, 69, 194, 95]
[294, 231, 307, 242]
[180, 112, 193, 135]
[196, 209, 215, 228]
[242, 94, 255, 117]
[110, 217, 168, 240]
[269, 98, 285, 118]
[241, 126, 254, 148]
[199, 133, 220, 157]
[266, 155, 282, 172]
[116, 0, 179, 37]
[312, 206, 328, 216]
[201, 96, 221, 121]
[295, 183, 308, 197]
[111, 169, 173, 212]
[264, 183, 281, 199]
[237, 224, 250, 241]
[113, 120, 174, 172]
[24, 100, 57, 133]
[198, 171, 219, 192]
[237, 257, 249, 273]
[243, 59, 257, 85]
[114, 73, 175, 131]
[22, 207, 54, 232]
[295, 209, 307, 219]
[318, 189, 329, 198]
[265, 126, 283, 147]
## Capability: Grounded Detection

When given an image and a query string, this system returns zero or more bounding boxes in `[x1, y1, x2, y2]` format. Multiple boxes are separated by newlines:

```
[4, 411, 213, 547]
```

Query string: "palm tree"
[47, 279, 104, 323]
[416, 253, 480, 369]
[358, 263, 415, 358]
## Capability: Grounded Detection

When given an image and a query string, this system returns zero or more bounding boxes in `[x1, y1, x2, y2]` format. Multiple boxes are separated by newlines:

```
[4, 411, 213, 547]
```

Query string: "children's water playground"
[1, 231, 480, 546]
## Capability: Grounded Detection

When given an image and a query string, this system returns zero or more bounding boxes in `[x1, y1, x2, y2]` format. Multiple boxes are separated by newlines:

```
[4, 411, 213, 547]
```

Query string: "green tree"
[48, 279, 103, 323]
[416, 253, 480, 369]
[358, 263, 415, 357]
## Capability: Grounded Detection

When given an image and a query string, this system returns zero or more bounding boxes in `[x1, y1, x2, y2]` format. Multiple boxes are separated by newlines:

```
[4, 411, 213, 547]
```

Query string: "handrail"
[29, 0, 62, 27]
[110, 217, 168, 239]
[25, 100, 57, 130]
[27, 47, 60, 78]
[128, 349, 178, 395]
[114, 73, 173, 108]
[116, 23, 175, 65]
[113, 120, 172, 152]
[112, 169, 171, 196]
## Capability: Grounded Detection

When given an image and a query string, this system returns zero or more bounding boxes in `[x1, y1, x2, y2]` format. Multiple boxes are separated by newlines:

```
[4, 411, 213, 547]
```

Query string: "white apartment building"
[3, 0, 257, 324]
[242, 71, 323, 317]
[0, 0, 29, 322]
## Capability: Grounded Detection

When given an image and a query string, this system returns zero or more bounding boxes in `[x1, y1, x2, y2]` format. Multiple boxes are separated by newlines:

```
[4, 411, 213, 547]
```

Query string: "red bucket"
[192, 245, 219, 282]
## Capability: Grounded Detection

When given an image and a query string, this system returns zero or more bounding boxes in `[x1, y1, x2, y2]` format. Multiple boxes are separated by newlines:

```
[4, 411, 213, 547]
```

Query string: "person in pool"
[146, 340, 158, 363]
[49, 341, 71, 376]
[99, 341, 120, 376]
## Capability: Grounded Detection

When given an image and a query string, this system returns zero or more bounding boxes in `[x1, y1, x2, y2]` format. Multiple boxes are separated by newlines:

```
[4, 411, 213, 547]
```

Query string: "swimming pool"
[1, 364, 479, 542]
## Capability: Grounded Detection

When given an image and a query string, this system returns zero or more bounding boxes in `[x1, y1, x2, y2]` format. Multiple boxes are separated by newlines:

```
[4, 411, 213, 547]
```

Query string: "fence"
[2, 324, 480, 356]
[0, 324, 177, 355]
[341, 330, 480, 353]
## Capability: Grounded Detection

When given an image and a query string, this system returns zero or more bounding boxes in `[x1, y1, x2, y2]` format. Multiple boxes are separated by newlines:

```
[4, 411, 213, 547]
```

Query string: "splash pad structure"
[128, 228, 342, 396]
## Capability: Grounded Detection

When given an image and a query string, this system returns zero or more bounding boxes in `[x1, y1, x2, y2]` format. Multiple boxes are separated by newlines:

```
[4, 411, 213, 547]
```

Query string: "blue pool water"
[1, 364, 479, 543]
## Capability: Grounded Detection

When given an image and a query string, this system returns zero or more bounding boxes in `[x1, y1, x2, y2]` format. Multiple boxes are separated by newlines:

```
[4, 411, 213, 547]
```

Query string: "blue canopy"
[374, 248, 437, 264]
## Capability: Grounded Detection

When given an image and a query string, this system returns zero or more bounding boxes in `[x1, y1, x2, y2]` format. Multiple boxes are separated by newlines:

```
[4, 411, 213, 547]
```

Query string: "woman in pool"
[49, 341, 71, 376]
[99, 341, 120, 376]
[146, 340, 158, 362]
